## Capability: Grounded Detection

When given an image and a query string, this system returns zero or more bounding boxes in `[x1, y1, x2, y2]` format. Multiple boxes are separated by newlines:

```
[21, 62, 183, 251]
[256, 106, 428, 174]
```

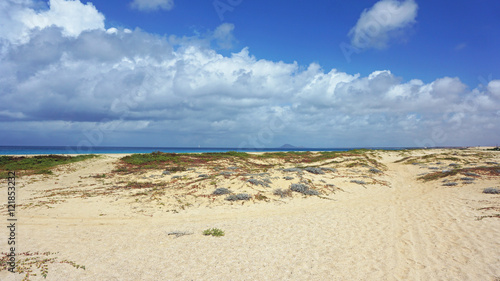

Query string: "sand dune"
[1, 148, 499, 280]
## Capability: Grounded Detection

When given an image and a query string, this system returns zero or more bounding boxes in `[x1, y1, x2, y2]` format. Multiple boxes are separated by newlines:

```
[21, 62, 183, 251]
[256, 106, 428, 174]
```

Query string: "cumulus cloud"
[130, 0, 174, 11]
[0, 0, 104, 45]
[349, 0, 418, 49]
[0, 0, 499, 148]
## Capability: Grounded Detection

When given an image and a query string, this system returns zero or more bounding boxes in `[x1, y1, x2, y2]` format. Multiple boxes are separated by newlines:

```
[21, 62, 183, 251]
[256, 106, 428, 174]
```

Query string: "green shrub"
[203, 228, 225, 237]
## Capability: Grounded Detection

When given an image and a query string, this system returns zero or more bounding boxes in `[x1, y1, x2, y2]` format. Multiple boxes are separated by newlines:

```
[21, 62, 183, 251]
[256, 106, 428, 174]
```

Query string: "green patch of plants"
[34, 169, 53, 175]
[203, 228, 225, 237]
[112, 167, 129, 173]
[0, 154, 97, 178]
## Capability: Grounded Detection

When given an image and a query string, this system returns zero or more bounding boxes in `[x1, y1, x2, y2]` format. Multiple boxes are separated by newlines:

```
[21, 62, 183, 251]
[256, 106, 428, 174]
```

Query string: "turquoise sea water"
[0, 146, 406, 155]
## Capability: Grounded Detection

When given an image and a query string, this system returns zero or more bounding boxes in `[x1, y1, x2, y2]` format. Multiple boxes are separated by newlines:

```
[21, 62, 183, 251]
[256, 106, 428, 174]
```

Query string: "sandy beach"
[1, 148, 499, 280]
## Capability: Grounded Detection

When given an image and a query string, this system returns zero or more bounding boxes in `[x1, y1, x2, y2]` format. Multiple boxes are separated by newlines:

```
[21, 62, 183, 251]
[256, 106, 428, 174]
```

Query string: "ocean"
[0, 146, 404, 155]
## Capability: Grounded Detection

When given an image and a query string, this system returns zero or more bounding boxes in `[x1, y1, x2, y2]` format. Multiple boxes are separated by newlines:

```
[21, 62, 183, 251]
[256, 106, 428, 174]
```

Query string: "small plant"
[290, 183, 319, 195]
[247, 178, 271, 187]
[369, 168, 382, 173]
[350, 180, 366, 185]
[168, 231, 193, 238]
[213, 188, 231, 195]
[225, 193, 251, 201]
[0, 251, 85, 279]
[443, 182, 458, 186]
[203, 228, 225, 237]
[254, 193, 268, 201]
[273, 188, 292, 198]
[283, 176, 294, 180]
[304, 167, 325, 174]
[483, 187, 500, 194]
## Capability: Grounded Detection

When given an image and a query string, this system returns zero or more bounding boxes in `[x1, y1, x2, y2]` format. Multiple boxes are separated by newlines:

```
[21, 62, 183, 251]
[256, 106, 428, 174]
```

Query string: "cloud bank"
[0, 0, 499, 148]
[349, 0, 418, 49]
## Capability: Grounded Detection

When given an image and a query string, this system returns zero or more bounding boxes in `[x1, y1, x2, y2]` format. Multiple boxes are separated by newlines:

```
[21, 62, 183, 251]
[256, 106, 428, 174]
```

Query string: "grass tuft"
[225, 193, 251, 201]
[203, 228, 225, 237]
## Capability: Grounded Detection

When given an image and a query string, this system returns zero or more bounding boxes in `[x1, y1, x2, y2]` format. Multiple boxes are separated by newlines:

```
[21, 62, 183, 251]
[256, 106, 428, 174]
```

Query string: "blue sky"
[0, 0, 499, 148]
[89, 0, 500, 86]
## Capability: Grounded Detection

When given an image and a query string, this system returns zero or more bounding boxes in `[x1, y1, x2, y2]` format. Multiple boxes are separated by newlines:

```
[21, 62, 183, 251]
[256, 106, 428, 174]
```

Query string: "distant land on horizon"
[279, 144, 305, 149]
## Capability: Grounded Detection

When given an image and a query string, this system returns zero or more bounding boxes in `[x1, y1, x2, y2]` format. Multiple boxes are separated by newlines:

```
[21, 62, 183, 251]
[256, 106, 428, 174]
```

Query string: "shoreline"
[1, 145, 497, 157]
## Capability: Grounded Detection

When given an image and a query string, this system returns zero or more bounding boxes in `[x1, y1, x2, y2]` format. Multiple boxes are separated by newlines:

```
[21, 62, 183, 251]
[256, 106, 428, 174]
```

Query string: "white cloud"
[212, 23, 236, 49]
[349, 0, 418, 49]
[130, 0, 174, 11]
[487, 80, 500, 98]
[0, 0, 104, 44]
[0, 0, 498, 148]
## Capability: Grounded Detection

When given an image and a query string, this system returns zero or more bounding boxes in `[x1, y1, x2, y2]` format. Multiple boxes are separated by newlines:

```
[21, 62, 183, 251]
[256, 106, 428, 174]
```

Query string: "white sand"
[1, 149, 499, 280]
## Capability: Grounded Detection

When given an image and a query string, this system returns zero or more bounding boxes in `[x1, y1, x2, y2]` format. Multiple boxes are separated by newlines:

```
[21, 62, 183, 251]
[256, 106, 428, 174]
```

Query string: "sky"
[0, 0, 499, 149]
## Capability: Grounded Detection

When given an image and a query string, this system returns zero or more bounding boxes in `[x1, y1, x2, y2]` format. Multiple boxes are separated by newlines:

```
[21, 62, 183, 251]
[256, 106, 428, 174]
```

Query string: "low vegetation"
[212, 188, 231, 195]
[114, 149, 385, 174]
[203, 228, 225, 237]
[0, 154, 97, 178]
[225, 193, 251, 201]
[483, 187, 500, 194]
[290, 183, 319, 195]
[418, 166, 500, 182]
[273, 188, 293, 198]
[0, 251, 85, 280]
